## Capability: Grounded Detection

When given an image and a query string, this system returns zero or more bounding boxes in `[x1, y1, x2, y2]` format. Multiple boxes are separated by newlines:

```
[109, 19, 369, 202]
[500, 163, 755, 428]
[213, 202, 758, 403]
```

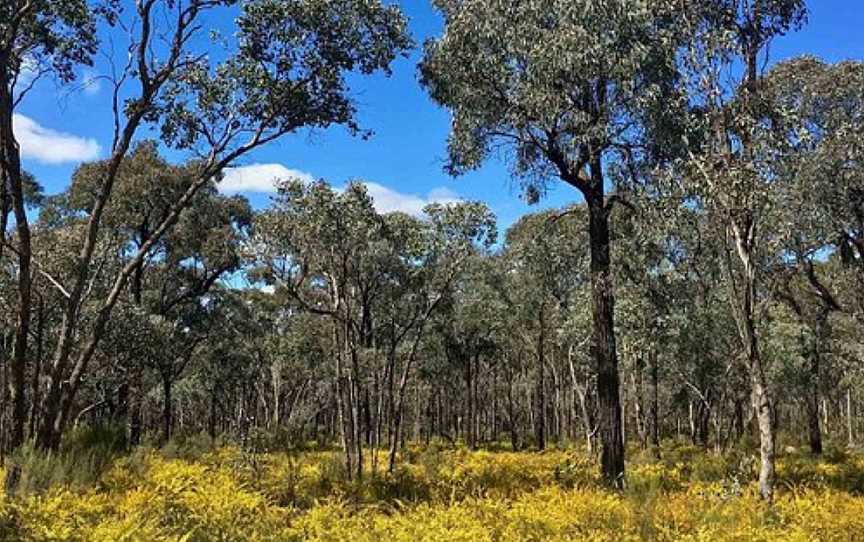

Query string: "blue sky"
[14, 0, 864, 231]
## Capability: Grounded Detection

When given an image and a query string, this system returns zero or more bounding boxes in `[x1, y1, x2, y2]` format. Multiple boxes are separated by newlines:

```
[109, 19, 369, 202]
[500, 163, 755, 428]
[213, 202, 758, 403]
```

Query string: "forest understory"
[0, 432, 862, 541]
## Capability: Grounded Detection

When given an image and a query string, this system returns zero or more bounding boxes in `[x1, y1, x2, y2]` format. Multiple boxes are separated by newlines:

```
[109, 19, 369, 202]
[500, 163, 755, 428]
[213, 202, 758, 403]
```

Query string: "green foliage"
[0, 0, 100, 84]
[160, 0, 412, 150]
[421, 0, 682, 193]
[5, 424, 127, 496]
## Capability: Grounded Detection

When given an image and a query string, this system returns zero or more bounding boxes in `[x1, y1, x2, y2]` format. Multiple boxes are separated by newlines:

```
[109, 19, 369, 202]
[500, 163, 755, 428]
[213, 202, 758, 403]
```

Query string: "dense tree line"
[1, 0, 863, 502]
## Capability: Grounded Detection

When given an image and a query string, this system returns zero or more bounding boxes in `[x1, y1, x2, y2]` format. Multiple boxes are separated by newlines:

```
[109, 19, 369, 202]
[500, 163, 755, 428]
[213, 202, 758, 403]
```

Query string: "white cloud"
[218, 163, 315, 194]
[363, 182, 462, 216]
[217, 162, 463, 217]
[13, 114, 101, 164]
[427, 187, 462, 205]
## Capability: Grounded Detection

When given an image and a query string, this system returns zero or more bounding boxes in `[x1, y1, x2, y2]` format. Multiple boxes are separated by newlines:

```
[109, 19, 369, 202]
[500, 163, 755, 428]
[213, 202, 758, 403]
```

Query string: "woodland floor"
[0, 437, 862, 541]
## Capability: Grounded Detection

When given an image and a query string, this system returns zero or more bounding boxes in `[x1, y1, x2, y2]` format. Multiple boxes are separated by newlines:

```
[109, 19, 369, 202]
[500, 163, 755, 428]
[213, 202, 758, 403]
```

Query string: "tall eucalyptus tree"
[420, 0, 683, 486]
[764, 56, 864, 454]
[673, 0, 808, 500]
[33, 0, 410, 451]
[0, 0, 98, 450]
[504, 207, 589, 450]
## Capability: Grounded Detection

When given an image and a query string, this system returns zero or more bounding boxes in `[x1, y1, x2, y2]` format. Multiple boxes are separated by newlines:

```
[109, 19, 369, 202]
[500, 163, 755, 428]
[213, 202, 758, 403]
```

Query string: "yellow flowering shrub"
[0, 444, 862, 541]
[10, 489, 112, 541]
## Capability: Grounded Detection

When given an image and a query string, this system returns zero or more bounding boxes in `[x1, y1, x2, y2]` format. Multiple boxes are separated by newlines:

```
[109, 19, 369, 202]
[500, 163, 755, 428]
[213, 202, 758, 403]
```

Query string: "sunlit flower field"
[1, 441, 862, 541]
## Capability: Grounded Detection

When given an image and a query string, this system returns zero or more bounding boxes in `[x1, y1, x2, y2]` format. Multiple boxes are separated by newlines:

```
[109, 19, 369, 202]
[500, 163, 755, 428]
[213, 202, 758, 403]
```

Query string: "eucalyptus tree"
[556, 288, 599, 453]
[185, 289, 301, 442]
[0, 172, 44, 447]
[139, 179, 251, 444]
[43, 140, 252, 443]
[420, 0, 684, 487]
[772, 270, 838, 454]
[761, 55, 864, 454]
[58, 141, 194, 304]
[672, 0, 808, 500]
[766, 57, 864, 317]
[257, 305, 332, 441]
[151, 291, 221, 443]
[254, 178, 495, 475]
[504, 207, 589, 450]
[254, 179, 389, 478]
[32, 0, 410, 451]
[620, 194, 744, 451]
[607, 188, 676, 452]
[427, 247, 504, 449]
[0, 0, 98, 450]
[383, 202, 496, 470]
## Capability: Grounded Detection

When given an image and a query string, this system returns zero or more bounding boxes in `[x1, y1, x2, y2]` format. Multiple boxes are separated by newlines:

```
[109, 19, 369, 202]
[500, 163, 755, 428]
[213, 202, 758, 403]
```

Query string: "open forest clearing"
[0, 438, 862, 541]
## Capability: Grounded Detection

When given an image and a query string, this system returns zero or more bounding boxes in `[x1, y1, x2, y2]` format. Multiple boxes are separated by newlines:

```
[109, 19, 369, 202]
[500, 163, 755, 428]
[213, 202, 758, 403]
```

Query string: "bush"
[0, 442, 862, 540]
[4, 424, 128, 496]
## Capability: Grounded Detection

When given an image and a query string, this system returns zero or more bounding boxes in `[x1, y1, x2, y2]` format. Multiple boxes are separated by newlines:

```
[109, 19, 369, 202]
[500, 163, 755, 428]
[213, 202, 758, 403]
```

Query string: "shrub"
[0, 443, 862, 540]
[5, 424, 128, 496]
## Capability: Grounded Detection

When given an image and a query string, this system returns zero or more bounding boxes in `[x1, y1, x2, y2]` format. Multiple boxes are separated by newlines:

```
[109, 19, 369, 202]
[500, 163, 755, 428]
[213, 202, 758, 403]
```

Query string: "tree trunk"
[28, 296, 44, 440]
[633, 355, 647, 449]
[346, 315, 363, 480]
[466, 354, 475, 449]
[0, 80, 31, 451]
[536, 306, 546, 450]
[806, 337, 823, 455]
[506, 365, 520, 451]
[551, 359, 562, 445]
[208, 389, 218, 439]
[0, 140, 8, 265]
[388, 327, 426, 473]
[128, 384, 143, 446]
[752, 368, 774, 500]
[733, 224, 775, 501]
[649, 347, 660, 452]
[162, 375, 173, 443]
[587, 181, 625, 488]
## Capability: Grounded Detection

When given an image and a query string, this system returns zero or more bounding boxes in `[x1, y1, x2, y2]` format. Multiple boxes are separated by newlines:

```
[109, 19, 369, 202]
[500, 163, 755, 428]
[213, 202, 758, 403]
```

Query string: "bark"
[535, 306, 546, 450]
[0, 75, 31, 451]
[28, 296, 43, 440]
[587, 177, 625, 488]
[731, 223, 775, 501]
[649, 347, 660, 451]
[161, 375, 173, 443]
[806, 332, 823, 455]
[752, 369, 775, 500]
